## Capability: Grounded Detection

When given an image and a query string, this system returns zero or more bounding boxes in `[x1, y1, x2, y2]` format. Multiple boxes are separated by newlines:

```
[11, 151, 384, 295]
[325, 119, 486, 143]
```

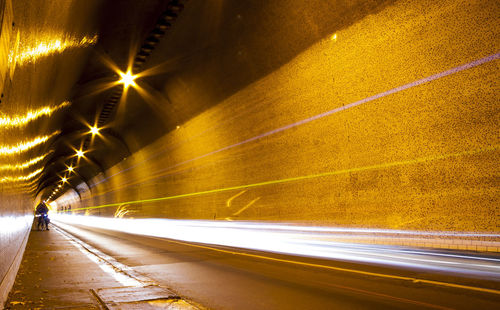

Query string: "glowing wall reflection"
[9, 34, 98, 66]
[0, 154, 47, 171]
[0, 168, 42, 183]
[0, 101, 70, 128]
[0, 131, 59, 155]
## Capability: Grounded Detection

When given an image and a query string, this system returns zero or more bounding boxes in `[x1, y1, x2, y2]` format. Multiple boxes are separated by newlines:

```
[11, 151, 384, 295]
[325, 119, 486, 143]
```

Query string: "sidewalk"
[4, 224, 196, 309]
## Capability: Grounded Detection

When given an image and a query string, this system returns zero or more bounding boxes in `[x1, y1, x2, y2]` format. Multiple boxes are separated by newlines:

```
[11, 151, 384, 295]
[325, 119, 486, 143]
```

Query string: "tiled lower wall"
[315, 233, 500, 252]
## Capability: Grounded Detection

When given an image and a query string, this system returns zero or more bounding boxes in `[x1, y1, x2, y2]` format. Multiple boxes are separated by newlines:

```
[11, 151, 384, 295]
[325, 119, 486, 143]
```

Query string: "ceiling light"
[118, 70, 137, 88]
[89, 126, 99, 136]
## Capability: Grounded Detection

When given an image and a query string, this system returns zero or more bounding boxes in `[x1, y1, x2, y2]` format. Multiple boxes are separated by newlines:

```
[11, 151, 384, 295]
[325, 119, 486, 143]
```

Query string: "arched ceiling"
[33, 0, 188, 201]
[1, 0, 394, 202]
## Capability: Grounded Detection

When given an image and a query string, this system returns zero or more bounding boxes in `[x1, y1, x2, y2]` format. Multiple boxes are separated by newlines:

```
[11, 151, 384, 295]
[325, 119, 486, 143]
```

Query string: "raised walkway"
[4, 223, 197, 309]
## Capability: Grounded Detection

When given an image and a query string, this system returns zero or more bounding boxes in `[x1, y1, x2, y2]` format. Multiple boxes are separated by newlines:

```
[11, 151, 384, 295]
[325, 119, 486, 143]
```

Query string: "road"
[53, 221, 500, 310]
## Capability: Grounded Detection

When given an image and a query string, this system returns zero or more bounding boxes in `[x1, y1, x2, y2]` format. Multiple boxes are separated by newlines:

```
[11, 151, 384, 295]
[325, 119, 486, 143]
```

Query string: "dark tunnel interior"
[0, 0, 499, 308]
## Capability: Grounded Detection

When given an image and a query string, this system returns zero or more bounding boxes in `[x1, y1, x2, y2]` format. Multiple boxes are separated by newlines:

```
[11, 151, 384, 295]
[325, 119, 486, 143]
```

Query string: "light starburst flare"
[118, 70, 137, 88]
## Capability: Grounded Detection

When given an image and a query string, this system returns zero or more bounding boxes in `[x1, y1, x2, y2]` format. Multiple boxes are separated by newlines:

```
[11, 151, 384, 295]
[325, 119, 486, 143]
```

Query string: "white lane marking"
[53, 224, 144, 287]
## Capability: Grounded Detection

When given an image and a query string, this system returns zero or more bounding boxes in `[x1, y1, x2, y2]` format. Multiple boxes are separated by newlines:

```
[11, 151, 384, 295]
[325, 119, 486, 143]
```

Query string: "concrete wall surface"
[0, 0, 101, 306]
[55, 0, 499, 233]
[0, 193, 32, 307]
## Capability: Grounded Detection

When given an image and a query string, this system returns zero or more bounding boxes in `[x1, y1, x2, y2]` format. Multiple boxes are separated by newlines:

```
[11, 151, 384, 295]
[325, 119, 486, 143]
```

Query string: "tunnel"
[0, 0, 499, 308]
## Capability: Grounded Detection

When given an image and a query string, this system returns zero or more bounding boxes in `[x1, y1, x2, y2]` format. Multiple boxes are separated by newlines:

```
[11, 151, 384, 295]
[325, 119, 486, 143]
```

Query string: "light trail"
[92, 51, 500, 189]
[69, 144, 498, 212]
[0, 131, 59, 155]
[0, 101, 70, 128]
[226, 190, 247, 207]
[52, 215, 500, 292]
[151, 52, 500, 173]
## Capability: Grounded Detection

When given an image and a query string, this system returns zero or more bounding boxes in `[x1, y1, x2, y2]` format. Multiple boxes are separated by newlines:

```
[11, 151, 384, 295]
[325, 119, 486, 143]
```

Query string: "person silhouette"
[35, 201, 49, 230]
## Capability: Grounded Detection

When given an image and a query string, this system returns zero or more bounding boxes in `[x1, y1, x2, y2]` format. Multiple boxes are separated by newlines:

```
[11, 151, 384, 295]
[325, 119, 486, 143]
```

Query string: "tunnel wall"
[0, 0, 31, 305]
[57, 0, 499, 232]
[0, 0, 104, 305]
[0, 192, 32, 307]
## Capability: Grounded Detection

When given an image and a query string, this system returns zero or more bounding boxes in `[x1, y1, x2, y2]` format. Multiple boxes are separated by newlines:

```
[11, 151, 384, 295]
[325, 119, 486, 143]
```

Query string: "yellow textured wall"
[62, 0, 499, 232]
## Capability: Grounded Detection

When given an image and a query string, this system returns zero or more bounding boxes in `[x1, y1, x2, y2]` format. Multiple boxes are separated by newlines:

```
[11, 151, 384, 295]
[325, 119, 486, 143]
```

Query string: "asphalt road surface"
[53, 222, 500, 310]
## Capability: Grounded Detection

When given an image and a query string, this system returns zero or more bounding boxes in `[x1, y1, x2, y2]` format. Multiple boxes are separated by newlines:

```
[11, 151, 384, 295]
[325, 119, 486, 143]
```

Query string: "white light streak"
[52, 215, 500, 278]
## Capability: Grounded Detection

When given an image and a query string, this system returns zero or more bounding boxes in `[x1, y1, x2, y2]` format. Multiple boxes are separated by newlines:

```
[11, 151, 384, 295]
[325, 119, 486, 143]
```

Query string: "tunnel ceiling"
[19, 0, 188, 201]
[0, 0, 191, 201]
[0, 0, 401, 202]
